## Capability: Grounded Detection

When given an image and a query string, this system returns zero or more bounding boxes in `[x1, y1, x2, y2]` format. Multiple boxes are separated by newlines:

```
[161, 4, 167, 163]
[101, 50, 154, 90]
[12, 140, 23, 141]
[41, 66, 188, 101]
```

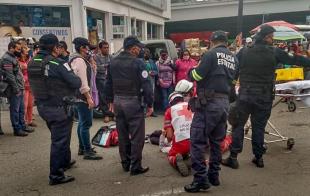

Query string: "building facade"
[167, 0, 310, 38]
[0, 0, 171, 52]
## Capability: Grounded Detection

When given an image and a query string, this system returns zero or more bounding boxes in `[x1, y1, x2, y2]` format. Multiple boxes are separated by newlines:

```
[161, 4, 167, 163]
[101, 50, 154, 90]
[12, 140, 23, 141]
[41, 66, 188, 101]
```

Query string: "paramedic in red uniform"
[163, 92, 192, 176]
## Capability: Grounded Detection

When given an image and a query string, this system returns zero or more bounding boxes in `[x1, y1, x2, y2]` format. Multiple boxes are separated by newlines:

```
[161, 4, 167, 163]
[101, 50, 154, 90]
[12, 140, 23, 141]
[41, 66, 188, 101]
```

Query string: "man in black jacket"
[0, 40, 34, 136]
[28, 34, 81, 185]
[106, 36, 154, 175]
[222, 25, 310, 169]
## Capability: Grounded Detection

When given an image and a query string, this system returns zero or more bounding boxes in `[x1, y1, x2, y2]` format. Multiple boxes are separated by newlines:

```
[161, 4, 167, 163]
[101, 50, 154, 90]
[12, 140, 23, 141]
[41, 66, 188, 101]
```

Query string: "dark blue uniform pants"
[230, 97, 272, 158]
[191, 98, 228, 184]
[37, 105, 73, 180]
[114, 96, 145, 171]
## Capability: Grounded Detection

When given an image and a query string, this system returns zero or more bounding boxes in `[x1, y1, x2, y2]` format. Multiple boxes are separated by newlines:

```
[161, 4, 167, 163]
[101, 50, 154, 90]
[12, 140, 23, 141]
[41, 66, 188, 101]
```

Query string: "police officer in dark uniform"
[105, 36, 153, 175]
[184, 31, 237, 193]
[222, 25, 310, 169]
[28, 34, 81, 185]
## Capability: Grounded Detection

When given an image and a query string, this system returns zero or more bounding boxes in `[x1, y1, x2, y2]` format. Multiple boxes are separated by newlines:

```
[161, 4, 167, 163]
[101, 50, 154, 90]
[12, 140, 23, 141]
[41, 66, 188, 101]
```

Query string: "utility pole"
[237, 0, 244, 34]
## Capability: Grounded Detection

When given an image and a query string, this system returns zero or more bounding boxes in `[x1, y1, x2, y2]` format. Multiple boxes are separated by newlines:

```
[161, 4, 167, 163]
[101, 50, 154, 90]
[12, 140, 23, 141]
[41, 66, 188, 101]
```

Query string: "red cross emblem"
[177, 105, 192, 121]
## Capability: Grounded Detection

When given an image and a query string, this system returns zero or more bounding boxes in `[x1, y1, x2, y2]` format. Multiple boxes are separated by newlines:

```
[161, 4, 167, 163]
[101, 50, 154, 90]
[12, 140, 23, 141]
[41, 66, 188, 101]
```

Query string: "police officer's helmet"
[210, 30, 228, 42]
[175, 79, 194, 94]
[168, 92, 184, 105]
[39, 34, 59, 47]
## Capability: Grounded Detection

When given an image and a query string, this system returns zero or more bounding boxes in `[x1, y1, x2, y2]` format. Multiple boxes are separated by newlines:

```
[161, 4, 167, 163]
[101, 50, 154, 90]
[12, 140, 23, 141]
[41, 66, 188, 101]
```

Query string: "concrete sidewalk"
[1, 101, 310, 196]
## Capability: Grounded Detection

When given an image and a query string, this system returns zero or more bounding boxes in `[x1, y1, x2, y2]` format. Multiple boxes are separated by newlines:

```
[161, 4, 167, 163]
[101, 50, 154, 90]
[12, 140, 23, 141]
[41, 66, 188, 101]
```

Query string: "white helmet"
[168, 92, 183, 105]
[175, 79, 194, 94]
[246, 37, 253, 44]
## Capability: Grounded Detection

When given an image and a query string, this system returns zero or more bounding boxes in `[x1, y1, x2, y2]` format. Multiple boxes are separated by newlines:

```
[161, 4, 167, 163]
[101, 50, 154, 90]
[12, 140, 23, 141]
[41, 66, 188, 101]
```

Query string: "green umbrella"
[273, 26, 305, 41]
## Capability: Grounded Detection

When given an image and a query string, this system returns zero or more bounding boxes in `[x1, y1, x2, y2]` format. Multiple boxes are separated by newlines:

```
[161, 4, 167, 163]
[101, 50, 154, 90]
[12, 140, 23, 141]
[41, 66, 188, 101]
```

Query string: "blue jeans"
[76, 102, 93, 151]
[161, 86, 174, 110]
[9, 93, 26, 132]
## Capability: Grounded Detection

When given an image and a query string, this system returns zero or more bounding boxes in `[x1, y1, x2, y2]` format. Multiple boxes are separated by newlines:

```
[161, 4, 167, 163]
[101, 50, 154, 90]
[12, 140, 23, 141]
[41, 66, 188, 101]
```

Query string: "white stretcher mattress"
[275, 80, 310, 91]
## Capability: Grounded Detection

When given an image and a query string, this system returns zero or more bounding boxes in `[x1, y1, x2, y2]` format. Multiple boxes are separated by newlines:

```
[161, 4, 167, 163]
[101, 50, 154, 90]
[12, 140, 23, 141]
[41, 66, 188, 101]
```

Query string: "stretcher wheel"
[287, 138, 295, 150]
[288, 102, 296, 112]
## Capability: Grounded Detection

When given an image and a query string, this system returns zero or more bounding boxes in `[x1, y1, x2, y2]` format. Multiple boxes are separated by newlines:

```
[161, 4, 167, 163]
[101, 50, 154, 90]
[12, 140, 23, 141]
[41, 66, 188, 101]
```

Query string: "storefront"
[86, 9, 106, 46]
[0, 3, 72, 52]
[0, 0, 170, 53]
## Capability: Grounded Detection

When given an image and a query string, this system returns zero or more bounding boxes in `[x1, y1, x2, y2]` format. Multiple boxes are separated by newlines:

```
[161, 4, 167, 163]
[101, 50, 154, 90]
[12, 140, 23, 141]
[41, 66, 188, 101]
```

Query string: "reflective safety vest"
[171, 102, 193, 142]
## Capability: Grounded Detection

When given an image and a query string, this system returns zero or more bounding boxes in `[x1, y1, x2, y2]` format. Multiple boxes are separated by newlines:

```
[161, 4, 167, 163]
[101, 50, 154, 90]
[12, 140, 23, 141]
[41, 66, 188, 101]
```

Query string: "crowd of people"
[1, 24, 310, 193]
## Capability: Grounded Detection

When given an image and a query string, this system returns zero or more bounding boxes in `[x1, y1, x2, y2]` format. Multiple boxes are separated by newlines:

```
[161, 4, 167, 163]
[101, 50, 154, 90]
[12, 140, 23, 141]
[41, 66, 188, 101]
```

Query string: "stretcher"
[274, 80, 310, 112]
[244, 80, 310, 150]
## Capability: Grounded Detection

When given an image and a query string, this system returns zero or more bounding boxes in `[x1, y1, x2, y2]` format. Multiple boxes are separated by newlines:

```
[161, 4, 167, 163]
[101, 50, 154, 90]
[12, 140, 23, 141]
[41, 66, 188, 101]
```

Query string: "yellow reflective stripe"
[33, 58, 42, 62]
[192, 69, 203, 81]
[49, 60, 59, 65]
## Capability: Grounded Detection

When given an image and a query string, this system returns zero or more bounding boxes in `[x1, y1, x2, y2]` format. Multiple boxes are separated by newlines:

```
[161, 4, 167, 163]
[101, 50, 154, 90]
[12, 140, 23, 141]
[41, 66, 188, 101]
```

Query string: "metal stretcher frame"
[236, 96, 295, 150]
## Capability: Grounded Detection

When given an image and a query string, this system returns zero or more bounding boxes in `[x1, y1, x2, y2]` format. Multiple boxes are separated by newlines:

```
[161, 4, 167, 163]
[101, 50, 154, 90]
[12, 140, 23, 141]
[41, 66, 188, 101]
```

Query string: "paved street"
[1, 100, 310, 196]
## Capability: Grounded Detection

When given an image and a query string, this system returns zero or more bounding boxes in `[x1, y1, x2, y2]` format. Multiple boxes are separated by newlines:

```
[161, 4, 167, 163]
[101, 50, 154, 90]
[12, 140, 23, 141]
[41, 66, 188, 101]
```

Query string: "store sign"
[21, 27, 73, 51]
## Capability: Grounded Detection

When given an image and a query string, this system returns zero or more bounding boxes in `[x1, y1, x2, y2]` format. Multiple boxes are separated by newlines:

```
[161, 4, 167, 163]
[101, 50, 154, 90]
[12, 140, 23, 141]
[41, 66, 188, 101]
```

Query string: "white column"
[159, 24, 164, 39]
[81, 6, 88, 38]
[71, 0, 87, 38]
[142, 20, 148, 41]
[105, 12, 113, 43]
[126, 16, 131, 37]
[132, 18, 137, 36]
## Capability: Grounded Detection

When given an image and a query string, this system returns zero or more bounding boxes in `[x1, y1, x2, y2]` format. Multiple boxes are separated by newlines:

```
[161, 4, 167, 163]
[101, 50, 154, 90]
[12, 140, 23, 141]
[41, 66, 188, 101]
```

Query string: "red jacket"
[175, 58, 197, 84]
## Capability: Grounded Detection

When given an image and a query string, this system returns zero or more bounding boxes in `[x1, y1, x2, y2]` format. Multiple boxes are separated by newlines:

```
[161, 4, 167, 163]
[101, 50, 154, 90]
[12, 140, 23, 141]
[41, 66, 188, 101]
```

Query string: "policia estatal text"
[184, 31, 237, 193]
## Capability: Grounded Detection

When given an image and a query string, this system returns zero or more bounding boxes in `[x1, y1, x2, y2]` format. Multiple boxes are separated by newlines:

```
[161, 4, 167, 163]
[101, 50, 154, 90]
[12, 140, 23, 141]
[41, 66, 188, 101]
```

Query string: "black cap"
[39, 33, 59, 46]
[72, 37, 90, 48]
[123, 36, 145, 49]
[210, 31, 228, 42]
[257, 24, 276, 38]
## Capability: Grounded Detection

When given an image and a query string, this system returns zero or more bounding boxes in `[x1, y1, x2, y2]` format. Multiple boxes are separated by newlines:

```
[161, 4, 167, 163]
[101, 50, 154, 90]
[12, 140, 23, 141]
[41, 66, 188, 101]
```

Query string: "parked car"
[93, 39, 178, 118]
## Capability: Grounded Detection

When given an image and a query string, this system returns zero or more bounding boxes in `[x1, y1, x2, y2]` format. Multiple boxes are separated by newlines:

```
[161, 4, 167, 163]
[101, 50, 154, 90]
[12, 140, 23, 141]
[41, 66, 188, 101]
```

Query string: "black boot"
[78, 147, 96, 156]
[252, 157, 264, 168]
[14, 130, 28, 137]
[221, 154, 239, 169]
[24, 125, 35, 133]
[83, 150, 102, 160]
[49, 175, 75, 186]
[0, 127, 4, 135]
[130, 167, 149, 176]
[208, 173, 220, 186]
[184, 182, 210, 193]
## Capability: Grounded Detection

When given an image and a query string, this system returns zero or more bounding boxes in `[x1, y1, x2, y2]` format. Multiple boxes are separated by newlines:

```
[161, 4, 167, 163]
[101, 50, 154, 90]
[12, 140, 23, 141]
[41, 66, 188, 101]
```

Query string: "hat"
[123, 36, 145, 49]
[175, 79, 194, 94]
[246, 37, 253, 43]
[39, 34, 59, 46]
[210, 31, 228, 42]
[72, 37, 90, 48]
[257, 24, 276, 38]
